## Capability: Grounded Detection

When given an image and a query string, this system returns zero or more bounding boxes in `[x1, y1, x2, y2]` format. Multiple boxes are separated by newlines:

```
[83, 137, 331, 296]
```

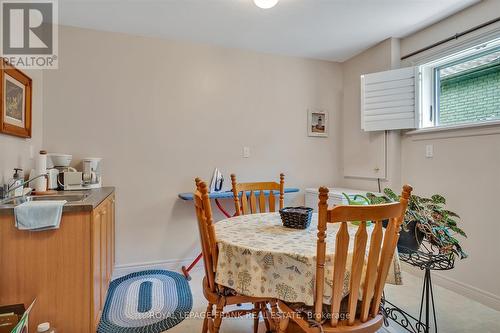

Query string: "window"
[360, 67, 418, 131]
[419, 38, 500, 129]
[359, 36, 500, 132]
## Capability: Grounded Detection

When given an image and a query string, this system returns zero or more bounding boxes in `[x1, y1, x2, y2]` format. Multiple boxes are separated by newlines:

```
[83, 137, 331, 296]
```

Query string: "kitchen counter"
[0, 187, 116, 331]
[0, 187, 115, 215]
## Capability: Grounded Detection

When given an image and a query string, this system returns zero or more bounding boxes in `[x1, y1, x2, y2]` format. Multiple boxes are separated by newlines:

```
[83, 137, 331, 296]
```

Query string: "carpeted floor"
[164, 267, 500, 333]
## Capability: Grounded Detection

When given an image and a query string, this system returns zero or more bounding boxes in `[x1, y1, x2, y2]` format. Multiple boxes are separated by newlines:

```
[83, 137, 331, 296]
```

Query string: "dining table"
[178, 188, 300, 279]
[214, 212, 403, 306]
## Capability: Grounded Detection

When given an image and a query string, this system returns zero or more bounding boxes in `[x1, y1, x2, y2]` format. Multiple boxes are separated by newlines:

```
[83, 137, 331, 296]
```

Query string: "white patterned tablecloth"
[214, 212, 402, 306]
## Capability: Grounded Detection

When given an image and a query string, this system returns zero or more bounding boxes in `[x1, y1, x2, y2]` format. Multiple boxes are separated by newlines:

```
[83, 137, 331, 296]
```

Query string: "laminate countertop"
[0, 187, 115, 215]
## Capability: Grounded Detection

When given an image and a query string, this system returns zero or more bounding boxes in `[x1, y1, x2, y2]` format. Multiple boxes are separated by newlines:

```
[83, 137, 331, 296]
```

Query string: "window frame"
[418, 37, 500, 129]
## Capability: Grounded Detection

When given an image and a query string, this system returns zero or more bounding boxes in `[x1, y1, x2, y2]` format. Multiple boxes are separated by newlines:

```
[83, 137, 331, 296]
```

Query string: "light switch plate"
[425, 144, 434, 158]
[243, 147, 250, 158]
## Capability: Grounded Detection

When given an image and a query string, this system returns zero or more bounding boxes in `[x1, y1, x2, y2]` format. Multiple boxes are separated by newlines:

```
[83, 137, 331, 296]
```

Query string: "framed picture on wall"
[308, 109, 328, 137]
[0, 60, 32, 138]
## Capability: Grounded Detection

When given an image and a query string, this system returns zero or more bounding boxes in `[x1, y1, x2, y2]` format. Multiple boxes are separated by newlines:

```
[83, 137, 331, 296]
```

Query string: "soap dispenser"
[8, 168, 24, 197]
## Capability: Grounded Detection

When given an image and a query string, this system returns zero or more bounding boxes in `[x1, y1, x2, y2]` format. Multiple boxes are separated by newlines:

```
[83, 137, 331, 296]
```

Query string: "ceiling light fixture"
[254, 0, 279, 9]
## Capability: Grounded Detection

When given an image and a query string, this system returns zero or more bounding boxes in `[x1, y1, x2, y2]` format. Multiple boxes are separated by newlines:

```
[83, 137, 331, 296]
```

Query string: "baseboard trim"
[113, 257, 199, 279]
[402, 264, 500, 311]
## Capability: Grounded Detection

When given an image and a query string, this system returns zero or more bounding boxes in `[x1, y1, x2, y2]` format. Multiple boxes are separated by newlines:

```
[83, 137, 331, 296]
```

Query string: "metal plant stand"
[382, 242, 456, 333]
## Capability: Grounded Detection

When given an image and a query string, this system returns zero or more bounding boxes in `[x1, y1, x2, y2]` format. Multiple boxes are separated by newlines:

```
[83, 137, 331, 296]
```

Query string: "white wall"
[338, 0, 500, 310]
[340, 38, 402, 193]
[0, 70, 43, 185]
[400, 0, 500, 58]
[398, 0, 500, 309]
[401, 128, 500, 308]
[42, 26, 343, 267]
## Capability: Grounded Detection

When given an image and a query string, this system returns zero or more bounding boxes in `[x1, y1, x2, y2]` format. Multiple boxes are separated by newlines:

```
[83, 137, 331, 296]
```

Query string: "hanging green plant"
[366, 188, 467, 259]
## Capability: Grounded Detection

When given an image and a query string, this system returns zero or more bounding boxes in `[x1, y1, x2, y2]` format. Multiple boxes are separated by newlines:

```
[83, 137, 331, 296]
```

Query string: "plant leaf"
[383, 188, 399, 201]
[450, 226, 467, 238]
[366, 192, 391, 204]
[455, 243, 468, 259]
[446, 218, 457, 226]
[443, 210, 460, 218]
[431, 194, 446, 204]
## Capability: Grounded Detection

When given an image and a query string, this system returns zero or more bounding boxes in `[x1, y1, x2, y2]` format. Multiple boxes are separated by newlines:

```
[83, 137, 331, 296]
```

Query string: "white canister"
[34, 150, 48, 192]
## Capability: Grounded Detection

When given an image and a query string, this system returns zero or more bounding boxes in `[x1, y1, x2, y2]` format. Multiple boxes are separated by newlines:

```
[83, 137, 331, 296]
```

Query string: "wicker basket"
[279, 207, 313, 229]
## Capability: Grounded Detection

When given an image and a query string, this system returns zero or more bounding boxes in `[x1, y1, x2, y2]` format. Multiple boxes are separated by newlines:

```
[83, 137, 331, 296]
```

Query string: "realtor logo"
[1, 0, 58, 69]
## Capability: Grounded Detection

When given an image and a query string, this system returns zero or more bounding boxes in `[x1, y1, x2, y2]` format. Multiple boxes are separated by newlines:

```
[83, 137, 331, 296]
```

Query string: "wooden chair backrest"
[193, 178, 218, 292]
[314, 185, 412, 327]
[230, 173, 285, 215]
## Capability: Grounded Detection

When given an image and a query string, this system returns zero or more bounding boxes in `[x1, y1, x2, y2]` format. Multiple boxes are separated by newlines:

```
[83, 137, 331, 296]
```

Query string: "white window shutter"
[361, 67, 419, 131]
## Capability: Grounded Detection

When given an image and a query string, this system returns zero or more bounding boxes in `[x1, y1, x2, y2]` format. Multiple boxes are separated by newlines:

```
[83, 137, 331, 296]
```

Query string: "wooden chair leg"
[278, 316, 289, 333]
[270, 300, 280, 331]
[202, 302, 213, 333]
[207, 316, 214, 333]
[202, 318, 208, 333]
[253, 302, 261, 333]
[261, 303, 273, 333]
[213, 299, 225, 333]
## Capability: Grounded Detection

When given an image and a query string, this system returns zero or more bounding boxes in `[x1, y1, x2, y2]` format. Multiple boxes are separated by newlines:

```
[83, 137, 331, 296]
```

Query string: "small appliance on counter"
[30, 153, 104, 191]
[46, 169, 59, 190]
[62, 171, 85, 191]
[61, 157, 103, 191]
[47, 153, 73, 169]
[45, 153, 77, 190]
[82, 158, 102, 189]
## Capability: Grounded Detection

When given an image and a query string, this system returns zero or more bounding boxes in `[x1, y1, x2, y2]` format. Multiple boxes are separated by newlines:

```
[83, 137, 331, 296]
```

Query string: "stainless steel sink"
[0, 197, 28, 205]
[31, 194, 88, 202]
[0, 193, 89, 206]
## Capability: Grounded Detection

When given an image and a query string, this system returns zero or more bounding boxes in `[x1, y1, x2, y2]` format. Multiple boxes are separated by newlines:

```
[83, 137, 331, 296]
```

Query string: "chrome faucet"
[0, 173, 48, 200]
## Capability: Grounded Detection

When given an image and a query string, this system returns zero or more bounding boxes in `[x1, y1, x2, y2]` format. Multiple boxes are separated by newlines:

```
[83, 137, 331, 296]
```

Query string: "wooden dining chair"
[230, 173, 285, 215]
[277, 185, 413, 333]
[193, 178, 278, 333]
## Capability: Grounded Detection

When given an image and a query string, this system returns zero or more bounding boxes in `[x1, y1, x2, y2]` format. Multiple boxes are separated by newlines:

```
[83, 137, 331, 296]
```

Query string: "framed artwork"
[0, 60, 32, 138]
[308, 109, 328, 137]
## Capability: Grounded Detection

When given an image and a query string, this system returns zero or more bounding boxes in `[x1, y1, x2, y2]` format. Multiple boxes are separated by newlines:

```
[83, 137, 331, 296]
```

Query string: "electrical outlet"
[243, 147, 250, 158]
[425, 144, 434, 158]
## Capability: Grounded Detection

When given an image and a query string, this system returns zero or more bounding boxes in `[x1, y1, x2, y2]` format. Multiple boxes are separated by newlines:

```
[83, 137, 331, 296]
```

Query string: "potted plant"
[366, 188, 467, 259]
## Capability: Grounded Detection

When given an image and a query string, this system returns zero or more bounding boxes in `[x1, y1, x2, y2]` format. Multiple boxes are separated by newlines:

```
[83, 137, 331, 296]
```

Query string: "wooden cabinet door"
[100, 205, 108, 308]
[92, 209, 102, 331]
[106, 197, 114, 284]
[92, 195, 115, 331]
[110, 195, 115, 269]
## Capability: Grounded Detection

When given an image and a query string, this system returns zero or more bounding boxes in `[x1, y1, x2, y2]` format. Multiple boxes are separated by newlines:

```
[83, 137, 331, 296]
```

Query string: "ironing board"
[177, 187, 300, 279]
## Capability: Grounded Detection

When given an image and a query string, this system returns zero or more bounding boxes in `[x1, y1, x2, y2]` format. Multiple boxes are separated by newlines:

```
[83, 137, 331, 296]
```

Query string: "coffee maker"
[81, 158, 102, 189]
[58, 157, 103, 190]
